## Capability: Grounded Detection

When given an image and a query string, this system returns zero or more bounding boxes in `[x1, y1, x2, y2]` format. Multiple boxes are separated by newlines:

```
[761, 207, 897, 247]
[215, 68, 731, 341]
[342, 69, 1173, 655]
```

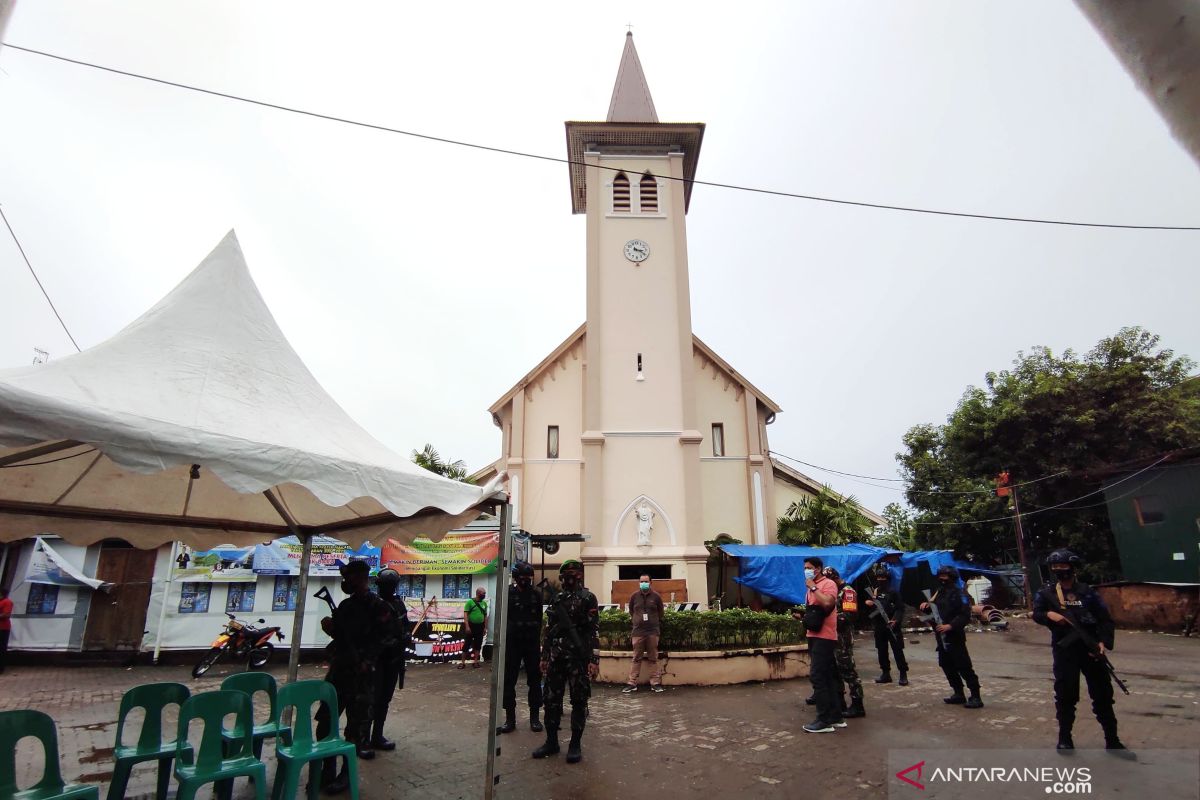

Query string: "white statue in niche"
[634, 502, 655, 546]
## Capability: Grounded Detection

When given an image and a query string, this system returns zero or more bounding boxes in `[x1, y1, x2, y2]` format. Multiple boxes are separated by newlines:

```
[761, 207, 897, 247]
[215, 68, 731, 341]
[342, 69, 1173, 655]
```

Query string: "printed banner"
[173, 543, 256, 583]
[251, 536, 381, 577]
[382, 532, 499, 575]
[405, 598, 472, 662]
[24, 537, 110, 590]
[513, 531, 531, 565]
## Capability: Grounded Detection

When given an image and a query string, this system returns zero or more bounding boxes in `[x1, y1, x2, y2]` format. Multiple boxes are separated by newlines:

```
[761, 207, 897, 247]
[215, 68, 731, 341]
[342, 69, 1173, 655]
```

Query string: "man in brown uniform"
[623, 574, 666, 693]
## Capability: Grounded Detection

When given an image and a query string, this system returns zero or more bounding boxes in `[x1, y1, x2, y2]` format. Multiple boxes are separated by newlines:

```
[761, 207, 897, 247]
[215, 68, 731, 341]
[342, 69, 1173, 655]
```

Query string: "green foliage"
[872, 502, 918, 551]
[897, 327, 1200, 582]
[411, 443, 474, 483]
[597, 608, 805, 651]
[776, 484, 873, 546]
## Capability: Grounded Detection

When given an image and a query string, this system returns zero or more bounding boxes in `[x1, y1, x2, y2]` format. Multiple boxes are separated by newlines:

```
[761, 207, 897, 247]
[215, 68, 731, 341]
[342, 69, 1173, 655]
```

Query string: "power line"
[0, 204, 81, 352]
[910, 453, 1171, 526]
[6, 42, 1200, 232]
[769, 449, 1068, 494]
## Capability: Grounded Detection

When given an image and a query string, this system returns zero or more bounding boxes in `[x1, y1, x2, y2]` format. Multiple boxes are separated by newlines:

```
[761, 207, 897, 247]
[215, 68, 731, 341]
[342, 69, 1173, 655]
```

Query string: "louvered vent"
[613, 172, 631, 212]
[640, 172, 658, 212]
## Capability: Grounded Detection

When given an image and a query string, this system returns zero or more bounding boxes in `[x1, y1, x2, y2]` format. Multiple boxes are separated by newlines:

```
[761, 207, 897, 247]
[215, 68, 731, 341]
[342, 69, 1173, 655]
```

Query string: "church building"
[478, 34, 881, 605]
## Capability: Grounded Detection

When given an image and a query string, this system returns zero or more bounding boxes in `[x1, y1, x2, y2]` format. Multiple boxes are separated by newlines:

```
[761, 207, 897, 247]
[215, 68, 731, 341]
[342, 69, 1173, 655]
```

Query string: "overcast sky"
[2, 1, 1198, 520]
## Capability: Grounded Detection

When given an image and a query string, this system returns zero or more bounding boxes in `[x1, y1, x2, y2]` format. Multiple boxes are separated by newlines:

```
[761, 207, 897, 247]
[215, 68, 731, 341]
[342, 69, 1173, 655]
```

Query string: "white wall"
[5, 539, 89, 651]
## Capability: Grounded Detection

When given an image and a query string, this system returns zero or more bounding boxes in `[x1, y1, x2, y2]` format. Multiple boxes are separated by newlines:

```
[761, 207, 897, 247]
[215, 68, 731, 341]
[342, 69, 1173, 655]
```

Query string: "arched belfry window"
[612, 172, 630, 213]
[640, 172, 658, 213]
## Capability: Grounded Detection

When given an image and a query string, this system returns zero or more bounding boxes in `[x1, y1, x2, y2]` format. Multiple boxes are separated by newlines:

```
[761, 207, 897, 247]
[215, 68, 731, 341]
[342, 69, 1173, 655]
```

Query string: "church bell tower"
[567, 34, 710, 591]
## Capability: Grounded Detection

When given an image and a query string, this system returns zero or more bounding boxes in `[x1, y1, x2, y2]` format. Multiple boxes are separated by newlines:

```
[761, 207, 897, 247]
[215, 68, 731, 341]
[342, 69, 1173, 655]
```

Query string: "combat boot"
[1057, 728, 1075, 752]
[566, 730, 584, 764]
[322, 759, 350, 795]
[1103, 722, 1135, 759]
[875, 671, 892, 684]
[964, 694, 984, 709]
[843, 699, 866, 719]
[943, 693, 966, 704]
[497, 707, 517, 734]
[898, 670, 909, 686]
[804, 694, 817, 705]
[532, 728, 560, 759]
[370, 715, 395, 751]
[530, 706, 544, 733]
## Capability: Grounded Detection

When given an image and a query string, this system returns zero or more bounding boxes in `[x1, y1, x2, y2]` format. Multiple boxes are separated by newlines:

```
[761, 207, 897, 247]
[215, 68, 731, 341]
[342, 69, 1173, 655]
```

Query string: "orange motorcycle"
[192, 613, 285, 678]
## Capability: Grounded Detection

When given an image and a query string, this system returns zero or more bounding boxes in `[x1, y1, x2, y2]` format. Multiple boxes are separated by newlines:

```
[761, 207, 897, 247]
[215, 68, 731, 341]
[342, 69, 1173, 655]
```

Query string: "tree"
[897, 327, 1199, 582]
[411, 443, 472, 483]
[873, 502, 918, 552]
[777, 484, 873, 547]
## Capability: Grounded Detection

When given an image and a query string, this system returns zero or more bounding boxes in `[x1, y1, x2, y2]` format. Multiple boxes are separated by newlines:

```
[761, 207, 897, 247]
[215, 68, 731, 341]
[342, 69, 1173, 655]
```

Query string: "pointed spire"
[607, 32, 658, 123]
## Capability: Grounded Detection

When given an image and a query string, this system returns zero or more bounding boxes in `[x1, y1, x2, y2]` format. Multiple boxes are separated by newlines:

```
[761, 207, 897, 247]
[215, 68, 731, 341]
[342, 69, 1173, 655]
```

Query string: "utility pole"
[1009, 485, 1035, 608]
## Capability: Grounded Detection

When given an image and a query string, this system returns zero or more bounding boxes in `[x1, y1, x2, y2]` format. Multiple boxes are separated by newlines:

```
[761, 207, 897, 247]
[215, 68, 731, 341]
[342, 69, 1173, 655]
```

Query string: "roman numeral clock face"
[623, 239, 650, 263]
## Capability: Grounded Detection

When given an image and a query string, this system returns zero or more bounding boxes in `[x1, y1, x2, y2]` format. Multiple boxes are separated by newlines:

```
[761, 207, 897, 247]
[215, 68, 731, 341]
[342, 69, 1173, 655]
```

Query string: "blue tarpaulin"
[720, 543, 1009, 606]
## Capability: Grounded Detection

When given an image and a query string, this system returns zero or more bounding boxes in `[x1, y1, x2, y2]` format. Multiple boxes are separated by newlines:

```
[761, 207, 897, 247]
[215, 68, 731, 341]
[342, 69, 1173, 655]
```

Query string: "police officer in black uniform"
[533, 559, 599, 765]
[864, 564, 909, 686]
[317, 560, 392, 794]
[370, 567, 410, 752]
[1032, 549, 1126, 753]
[920, 565, 983, 709]
[498, 561, 544, 735]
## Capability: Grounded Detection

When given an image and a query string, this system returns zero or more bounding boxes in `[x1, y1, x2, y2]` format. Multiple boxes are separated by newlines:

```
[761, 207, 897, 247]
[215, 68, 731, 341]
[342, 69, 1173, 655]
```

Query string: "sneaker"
[802, 720, 836, 734]
[650, 685, 664, 693]
[831, 719, 848, 728]
[621, 685, 638, 694]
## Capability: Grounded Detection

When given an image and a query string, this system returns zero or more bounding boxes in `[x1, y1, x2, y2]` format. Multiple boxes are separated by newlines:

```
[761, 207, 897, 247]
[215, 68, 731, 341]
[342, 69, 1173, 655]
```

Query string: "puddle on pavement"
[79, 747, 114, 764]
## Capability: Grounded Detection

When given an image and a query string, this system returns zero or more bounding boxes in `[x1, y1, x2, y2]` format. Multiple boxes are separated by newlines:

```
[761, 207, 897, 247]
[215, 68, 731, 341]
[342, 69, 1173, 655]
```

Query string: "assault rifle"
[1048, 594, 1130, 696]
[919, 589, 946, 651]
[550, 594, 587, 657]
[865, 586, 901, 647]
[314, 585, 338, 612]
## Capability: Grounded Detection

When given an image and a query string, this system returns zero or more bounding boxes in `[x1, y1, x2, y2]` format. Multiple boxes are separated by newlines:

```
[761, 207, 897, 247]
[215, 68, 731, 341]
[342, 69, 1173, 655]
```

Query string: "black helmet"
[512, 561, 534, 578]
[377, 568, 401, 589]
[1046, 549, 1082, 567]
[872, 564, 891, 581]
[340, 559, 370, 578]
[936, 565, 958, 580]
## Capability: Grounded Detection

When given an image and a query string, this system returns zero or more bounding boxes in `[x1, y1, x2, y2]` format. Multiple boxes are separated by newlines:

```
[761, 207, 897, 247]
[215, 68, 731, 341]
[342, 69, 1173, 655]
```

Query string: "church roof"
[486, 323, 781, 415]
[607, 32, 658, 123]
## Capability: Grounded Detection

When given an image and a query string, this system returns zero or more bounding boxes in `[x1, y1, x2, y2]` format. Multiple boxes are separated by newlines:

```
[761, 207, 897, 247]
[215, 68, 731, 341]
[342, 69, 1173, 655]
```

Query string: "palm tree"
[777, 484, 871, 546]
[411, 443, 472, 483]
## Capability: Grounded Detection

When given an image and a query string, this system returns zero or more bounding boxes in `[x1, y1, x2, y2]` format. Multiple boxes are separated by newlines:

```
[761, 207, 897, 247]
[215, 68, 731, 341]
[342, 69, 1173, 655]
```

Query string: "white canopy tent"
[0, 231, 508, 680]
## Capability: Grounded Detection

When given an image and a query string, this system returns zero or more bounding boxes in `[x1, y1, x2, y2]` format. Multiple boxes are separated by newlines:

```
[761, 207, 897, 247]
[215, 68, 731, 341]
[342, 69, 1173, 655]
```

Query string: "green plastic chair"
[0, 709, 98, 800]
[270, 681, 358, 800]
[220, 673, 288, 759]
[106, 682, 191, 800]
[173, 691, 266, 800]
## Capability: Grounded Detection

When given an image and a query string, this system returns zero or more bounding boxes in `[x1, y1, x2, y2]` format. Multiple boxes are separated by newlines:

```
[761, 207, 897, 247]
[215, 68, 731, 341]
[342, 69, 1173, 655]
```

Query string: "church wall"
[600, 436, 688, 548]
[693, 352, 751, 458]
[700, 460, 752, 542]
[772, 476, 820, 540]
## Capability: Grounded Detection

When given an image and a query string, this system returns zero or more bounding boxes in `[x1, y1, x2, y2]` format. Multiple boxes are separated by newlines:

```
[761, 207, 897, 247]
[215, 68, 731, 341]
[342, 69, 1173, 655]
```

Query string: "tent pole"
[483, 502, 513, 800]
[264, 489, 309, 683]
[152, 541, 177, 664]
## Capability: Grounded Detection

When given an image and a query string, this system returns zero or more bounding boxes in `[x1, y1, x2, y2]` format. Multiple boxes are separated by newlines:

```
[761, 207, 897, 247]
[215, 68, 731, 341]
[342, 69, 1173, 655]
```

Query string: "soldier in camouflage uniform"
[824, 566, 866, 719]
[370, 568, 411, 752]
[532, 559, 599, 765]
[317, 559, 392, 794]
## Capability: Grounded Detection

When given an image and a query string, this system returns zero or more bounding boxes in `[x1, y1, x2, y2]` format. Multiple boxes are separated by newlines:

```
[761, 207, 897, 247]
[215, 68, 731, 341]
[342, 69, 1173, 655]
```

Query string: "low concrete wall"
[598, 644, 809, 686]
[1096, 583, 1199, 634]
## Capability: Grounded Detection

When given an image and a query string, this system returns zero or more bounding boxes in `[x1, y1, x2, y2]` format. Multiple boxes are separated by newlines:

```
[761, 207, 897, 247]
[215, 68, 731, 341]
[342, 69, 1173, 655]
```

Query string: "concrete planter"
[598, 643, 809, 686]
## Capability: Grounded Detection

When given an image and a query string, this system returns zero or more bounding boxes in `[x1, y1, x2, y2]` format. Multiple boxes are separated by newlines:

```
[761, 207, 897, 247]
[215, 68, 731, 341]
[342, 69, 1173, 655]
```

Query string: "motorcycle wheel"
[193, 646, 225, 678]
[248, 642, 274, 670]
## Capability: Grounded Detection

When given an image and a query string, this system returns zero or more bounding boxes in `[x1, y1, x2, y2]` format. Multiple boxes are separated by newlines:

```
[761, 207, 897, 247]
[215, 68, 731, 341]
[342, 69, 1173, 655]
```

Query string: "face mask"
[804, 568, 816, 581]
[938, 578, 951, 586]
[516, 577, 532, 589]
[639, 582, 650, 591]
[341, 579, 353, 595]
[1052, 569, 1074, 581]
[561, 573, 579, 590]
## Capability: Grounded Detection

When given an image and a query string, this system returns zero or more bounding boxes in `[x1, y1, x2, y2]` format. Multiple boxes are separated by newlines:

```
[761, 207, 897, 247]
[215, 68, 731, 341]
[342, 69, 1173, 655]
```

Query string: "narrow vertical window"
[640, 172, 658, 213]
[613, 172, 630, 212]
[636, 353, 644, 381]
[547, 425, 559, 459]
[712, 423, 725, 457]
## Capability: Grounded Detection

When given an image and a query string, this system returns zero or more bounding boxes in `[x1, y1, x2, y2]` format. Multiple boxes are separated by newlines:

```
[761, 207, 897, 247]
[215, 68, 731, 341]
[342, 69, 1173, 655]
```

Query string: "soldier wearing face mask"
[316, 559, 392, 793]
[498, 561, 544, 735]
[1032, 549, 1126, 753]
[533, 559, 600, 764]
[919, 565, 982, 709]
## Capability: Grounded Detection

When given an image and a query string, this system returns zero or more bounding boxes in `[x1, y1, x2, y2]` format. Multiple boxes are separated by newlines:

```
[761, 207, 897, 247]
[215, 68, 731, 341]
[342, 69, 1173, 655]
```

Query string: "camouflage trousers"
[315, 664, 377, 745]
[542, 655, 590, 733]
[833, 627, 864, 705]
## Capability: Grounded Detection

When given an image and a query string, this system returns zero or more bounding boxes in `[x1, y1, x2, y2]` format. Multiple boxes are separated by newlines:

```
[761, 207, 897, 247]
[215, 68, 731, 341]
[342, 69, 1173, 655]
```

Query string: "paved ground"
[2, 618, 1198, 799]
